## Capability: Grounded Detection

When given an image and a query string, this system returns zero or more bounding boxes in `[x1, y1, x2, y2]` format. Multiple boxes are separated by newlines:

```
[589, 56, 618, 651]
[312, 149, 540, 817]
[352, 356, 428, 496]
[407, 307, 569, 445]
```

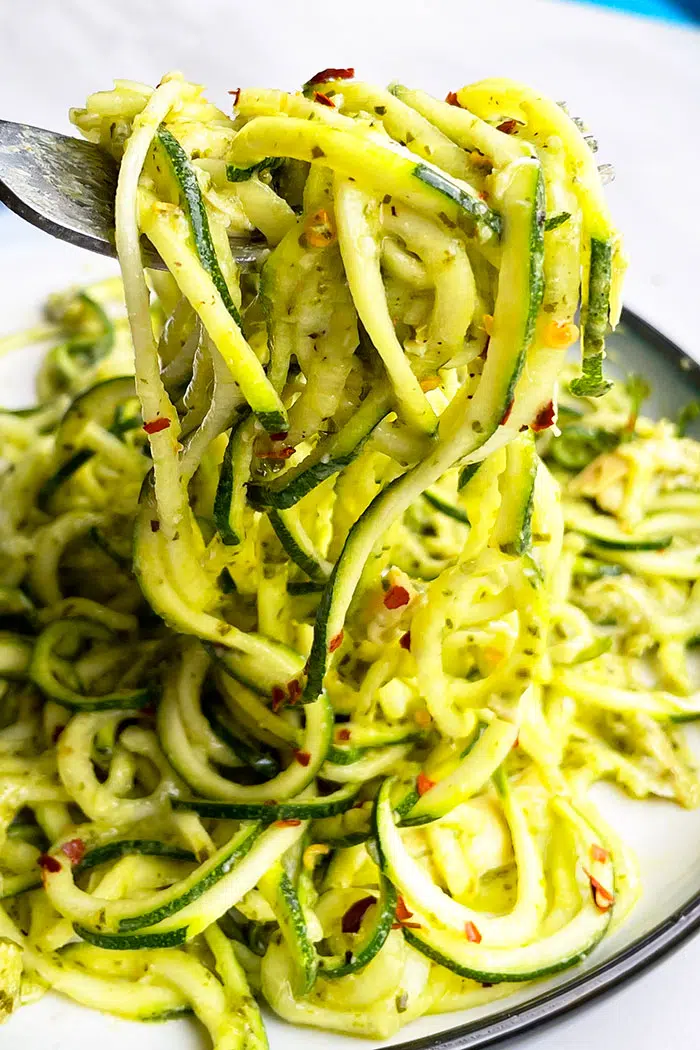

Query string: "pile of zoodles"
[1, 69, 698, 1045]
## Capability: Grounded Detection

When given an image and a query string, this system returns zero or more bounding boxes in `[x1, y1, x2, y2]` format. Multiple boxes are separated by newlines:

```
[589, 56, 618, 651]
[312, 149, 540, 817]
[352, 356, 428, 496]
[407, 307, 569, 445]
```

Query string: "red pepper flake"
[256, 445, 295, 460]
[396, 896, 413, 922]
[60, 839, 86, 866]
[306, 67, 355, 87]
[464, 921, 482, 943]
[287, 678, 302, 703]
[336, 728, 352, 741]
[591, 844, 610, 864]
[499, 400, 514, 426]
[150, 519, 160, 533]
[445, 91, 461, 107]
[417, 772, 436, 796]
[497, 119, 518, 135]
[228, 88, 241, 106]
[294, 749, 311, 767]
[531, 400, 556, 432]
[329, 631, 344, 653]
[393, 920, 422, 929]
[269, 431, 289, 442]
[274, 818, 302, 828]
[400, 631, 411, 651]
[314, 91, 335, 107]
[271, 686, 286, 712]
[37, 854, 61, 873]
[143, 417, 171, 435]
[384, 585, 410, 610]
[342, 895, 376, 933]
[584, 870, 615, 910]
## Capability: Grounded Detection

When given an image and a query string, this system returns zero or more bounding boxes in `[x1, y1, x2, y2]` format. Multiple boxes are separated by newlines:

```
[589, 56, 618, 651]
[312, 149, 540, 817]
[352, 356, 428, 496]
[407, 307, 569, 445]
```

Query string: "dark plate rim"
[386, 307, 700, 1050]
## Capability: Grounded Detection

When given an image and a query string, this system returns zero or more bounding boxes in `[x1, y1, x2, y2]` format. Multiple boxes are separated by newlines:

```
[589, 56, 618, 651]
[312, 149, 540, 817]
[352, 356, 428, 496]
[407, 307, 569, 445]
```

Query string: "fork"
[0, 119, 265, 269]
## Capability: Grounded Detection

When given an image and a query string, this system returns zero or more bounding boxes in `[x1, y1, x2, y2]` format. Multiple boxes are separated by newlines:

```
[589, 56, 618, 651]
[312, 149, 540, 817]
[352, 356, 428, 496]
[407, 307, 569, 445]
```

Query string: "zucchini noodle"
[1, 68, 694, 1047]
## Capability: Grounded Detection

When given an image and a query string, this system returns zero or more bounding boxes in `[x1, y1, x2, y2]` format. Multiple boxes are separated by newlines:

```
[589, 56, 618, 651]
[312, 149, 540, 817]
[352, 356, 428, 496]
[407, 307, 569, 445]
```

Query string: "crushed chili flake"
[499, 400, 514, 426]
[274, 818, 302, 828]
[394, 920, 422, 929]
[306, 67, 355, 86]
[150, 519, 160, 533]
[420, 375, 441, 392]
[482, 313, 494, 336]
[417, 771, 436, 796]
[445, 91, 461, 107]
[305, 208, 336, 248]
[269, 431, 289, 441]
[585, 869, 615, 910]
[256, 445, 295, 460]
[287, 678, 302, 702]
[314, 91, 335, 107]
[271, 685, 286, 712]
[61, 839, 86, 866]
[228, 88, 241, 106]
[294, 749, 311, 767]
[400, 631, 411, 651]
[414, 709, 432, 728]
[497, 119, 518, 135]
[342, 895, 376, 933]
[143, 417, 171, 435]
[37, 854, 61, 873]
[464, 921, 482, 943]
[531, 400, 556, 432]
[384, 585, 410, 610]
[336, 728, 352, 741]
[396, 896, 413, 922]
[591, 844, 610, 864]
[329, 631, 344, 653]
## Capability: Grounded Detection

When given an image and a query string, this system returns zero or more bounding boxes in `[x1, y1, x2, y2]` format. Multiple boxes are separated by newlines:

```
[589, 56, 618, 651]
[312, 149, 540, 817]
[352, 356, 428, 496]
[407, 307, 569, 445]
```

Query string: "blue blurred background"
[585, 0, 698, 19]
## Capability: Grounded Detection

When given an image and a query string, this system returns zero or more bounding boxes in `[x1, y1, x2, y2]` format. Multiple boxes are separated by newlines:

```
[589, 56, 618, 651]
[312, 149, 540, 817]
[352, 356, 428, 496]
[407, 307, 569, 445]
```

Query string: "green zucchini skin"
[213, 414, 252, 546]
[226, 157, 283, 182]
[401, 913, 609, 984]
[29, 619, 152, 711]
[260, 862, 318, 994]
[172, 784, 360, 822]
[74, 840, 196, 876]
[565, 504, 672, 551]
[570, 237, 613, 397]
[74, 924, 189, 950]
[413, 164, 501, 238]
[206, 638, 305, 698]
[115, 823, 264, 934]
[422, 490, 469, 524]
[156, 127, 286, 434]
[157, 127, 242, 326]
[202, 697, 281, 780]
[268, 509, 330, 582]
[248, 391, 390, 510]
[318, 874, 397, 979]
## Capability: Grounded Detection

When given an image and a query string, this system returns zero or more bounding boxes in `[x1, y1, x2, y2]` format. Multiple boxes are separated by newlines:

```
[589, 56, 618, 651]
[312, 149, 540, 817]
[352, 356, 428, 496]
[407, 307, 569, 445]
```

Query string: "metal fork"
[0, 119, 265, 269]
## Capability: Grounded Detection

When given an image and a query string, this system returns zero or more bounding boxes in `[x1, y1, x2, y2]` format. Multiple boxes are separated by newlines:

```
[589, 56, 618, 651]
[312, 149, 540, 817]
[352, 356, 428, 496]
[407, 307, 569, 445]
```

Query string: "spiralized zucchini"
[1, 67, 695, 1047]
